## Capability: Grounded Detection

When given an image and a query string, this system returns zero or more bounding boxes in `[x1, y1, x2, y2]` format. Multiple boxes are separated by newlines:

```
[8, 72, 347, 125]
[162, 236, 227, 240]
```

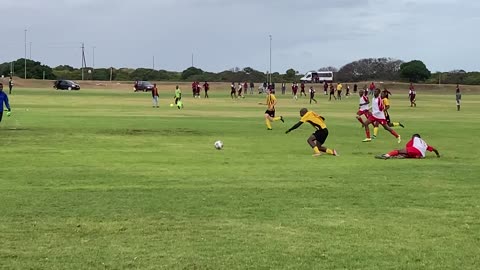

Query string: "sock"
[392, 122, 400, 127]
[390, 130, 399, 138]
[373, 127, 379, 137]
[357, 117, 365, 125]
[387, 150, 399, 157]
[273, 117, 281, 121]
[365, 129, 371, 139]
[265, 119, 272, 129]
[313, 146, 321, 154]
[326, 149, 334, 155]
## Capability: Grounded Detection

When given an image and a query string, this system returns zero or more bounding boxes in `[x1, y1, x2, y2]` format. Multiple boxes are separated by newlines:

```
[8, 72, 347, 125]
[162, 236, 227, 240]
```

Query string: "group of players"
[0, 79, 442, 160]
[263, 82, 440, 160]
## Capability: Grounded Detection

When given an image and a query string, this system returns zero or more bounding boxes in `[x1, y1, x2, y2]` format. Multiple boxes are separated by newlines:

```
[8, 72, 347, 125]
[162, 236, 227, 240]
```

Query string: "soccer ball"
[214, 140, 223, 150]
[170, 103, 174, 107]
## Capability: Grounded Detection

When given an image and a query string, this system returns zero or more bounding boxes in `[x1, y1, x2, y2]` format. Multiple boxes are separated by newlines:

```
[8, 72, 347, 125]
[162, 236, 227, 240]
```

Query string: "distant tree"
[337, 58, 403, 82]
[54, 65, 75, 71]
[284, 68, 297, 81]
[400, 60, 431, 82]
[243, 67, 254, 74]
[318, 66, 338, 72]
[181, 67, 204, 80]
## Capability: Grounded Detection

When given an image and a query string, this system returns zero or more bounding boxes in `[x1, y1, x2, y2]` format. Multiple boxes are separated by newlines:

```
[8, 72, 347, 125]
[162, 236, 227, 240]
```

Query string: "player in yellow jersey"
[264, 89, 284, 130]
[373, 91, 404, 138]
[285, 108, 338, 157]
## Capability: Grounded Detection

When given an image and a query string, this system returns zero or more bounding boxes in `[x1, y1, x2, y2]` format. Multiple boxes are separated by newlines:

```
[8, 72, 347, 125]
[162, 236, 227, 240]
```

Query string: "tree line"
[1, 57, 477, 84]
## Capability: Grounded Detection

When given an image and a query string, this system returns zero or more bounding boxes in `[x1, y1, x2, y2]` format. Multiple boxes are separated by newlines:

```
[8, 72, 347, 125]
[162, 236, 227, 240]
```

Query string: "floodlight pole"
[269, 34, 272, 84]
[24, 29, 27, 79]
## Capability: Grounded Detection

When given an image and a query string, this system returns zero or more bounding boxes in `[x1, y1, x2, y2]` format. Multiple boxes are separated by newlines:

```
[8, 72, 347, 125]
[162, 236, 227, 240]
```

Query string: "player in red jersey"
[362, 88, 401, 143]
[375, 134, 440, 159]
[203, 81, 210, 98]
[191, 81, 197, 97]
[409, 83, 416, 107]
[368, 82, 376, 96]
[300, 82, 306, 96]
[356, 89, 370, 125]
[292, 82, 298, 100]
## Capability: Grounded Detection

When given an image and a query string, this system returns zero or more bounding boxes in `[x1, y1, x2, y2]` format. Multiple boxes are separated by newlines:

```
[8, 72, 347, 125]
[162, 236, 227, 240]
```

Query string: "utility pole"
[269, 34, 272, 84]
[191, 53, 194, 67]
[92, 46, 96, 69]
[153, 55, 155, 70]
[24, 29, 27, 79]
[92, 46, 96, 80]
[81, 43, 87, 80]
[29, 42, 32, 60]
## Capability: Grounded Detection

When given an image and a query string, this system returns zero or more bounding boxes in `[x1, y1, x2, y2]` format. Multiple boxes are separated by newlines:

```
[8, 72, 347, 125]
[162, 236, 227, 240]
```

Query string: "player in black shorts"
[230, 82, 236, 99]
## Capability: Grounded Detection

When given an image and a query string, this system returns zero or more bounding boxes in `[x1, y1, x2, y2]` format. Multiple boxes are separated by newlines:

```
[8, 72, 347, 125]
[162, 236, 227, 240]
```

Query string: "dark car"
[53, 80, 80, 90]
[134, 81, 154, 92]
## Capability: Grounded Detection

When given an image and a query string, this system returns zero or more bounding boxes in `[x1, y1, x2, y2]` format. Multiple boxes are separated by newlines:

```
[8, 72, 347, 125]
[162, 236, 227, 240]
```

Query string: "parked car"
[134, 81, 154, 92]
[53, 80, 81, 90]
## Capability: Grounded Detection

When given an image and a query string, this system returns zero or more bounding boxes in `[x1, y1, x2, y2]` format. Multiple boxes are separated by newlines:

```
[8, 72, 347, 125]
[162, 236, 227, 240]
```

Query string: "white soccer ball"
[214, 140, 223, 150]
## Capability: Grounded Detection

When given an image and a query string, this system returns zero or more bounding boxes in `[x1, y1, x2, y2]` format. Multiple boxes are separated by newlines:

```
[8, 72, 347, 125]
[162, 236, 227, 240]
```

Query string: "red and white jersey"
[372, 97, 386, 119]
[407, 137, 434, 157]
[409, 90, 416, 96]
[359, 95, 369, 111]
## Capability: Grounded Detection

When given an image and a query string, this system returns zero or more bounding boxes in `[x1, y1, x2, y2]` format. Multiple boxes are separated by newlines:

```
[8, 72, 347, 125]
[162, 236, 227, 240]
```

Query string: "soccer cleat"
[399, 123, 405, 128]
[280, 116, 284, 123]
[333, 149, 339, 156]
[372, 135, 377, 140]
[375, 154, 389, 160]
[362, 138, 372, 142]
[267, 128, 272, 130]
[397, 135, 402, 144]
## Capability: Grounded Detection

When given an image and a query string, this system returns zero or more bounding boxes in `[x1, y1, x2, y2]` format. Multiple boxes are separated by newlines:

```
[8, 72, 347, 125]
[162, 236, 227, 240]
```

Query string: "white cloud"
[0, 0, 478, 72]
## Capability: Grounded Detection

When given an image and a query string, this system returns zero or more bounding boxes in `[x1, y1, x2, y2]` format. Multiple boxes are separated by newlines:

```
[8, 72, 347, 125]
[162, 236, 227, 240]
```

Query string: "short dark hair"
[300, 108, 308, 116]
[412, 133, 421, 138]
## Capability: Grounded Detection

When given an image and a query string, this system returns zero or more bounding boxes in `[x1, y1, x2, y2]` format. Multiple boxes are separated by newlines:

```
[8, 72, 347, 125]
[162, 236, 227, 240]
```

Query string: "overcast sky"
[1, 0, 479, 73]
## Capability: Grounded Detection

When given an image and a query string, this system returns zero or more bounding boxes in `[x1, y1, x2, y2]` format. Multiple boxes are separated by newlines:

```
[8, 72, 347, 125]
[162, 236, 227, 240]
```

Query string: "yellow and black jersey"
[383, 97, 390, 108]
[300, 111, 327, 130]
[266, 94, 277, 110]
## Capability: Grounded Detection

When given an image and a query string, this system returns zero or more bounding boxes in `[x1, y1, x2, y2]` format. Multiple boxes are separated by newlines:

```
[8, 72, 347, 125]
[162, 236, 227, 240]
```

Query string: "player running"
[375, 134, 440, 159]
[230, 82, 237, 99]
[292, 82, 298, 100]
[174, 85, 183, 109]
[382, 91, 404, 128]
[356, 89, 371, 128]
[456, 84, 461, 111]
[285, 108, 338, 157]
[263, 89, 284, 130]
[309, 86, 317, 104]
[362, 88, 401, 143]
[409, 83, 416, 107]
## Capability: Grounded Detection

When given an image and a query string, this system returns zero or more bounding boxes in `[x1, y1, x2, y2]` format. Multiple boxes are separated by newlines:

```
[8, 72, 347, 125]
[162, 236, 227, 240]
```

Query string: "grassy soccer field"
[1, 85, 479, 269]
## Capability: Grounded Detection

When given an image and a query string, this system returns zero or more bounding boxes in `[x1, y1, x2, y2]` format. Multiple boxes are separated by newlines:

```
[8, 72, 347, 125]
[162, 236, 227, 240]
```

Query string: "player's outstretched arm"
[285, 122, 303, 134]
[433, 148, 440, 158]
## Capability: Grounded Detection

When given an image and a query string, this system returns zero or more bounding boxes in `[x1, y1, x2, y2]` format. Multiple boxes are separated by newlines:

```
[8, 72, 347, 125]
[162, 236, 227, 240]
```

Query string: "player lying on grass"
[285, 108, 338, 157]
[375, 134, 440, 159]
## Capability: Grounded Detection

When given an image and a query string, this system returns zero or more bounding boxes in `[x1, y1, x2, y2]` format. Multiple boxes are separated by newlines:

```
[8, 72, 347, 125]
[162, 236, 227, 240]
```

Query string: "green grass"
[1, 88, 479, 269]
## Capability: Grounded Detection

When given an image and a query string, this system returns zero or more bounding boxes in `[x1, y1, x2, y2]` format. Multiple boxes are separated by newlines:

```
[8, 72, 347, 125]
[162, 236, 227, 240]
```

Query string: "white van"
[300, 71, 334, 83]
